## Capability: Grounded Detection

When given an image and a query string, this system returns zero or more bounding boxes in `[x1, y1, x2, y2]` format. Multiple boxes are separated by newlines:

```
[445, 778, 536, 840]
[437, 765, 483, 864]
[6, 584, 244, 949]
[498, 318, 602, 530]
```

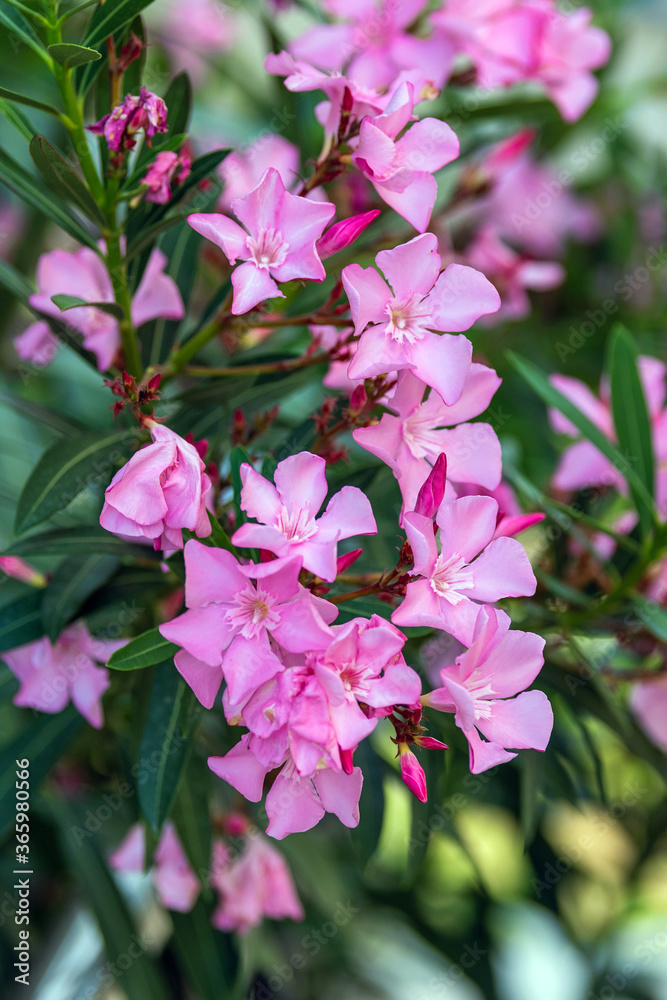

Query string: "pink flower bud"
[0, 556, 47, 588]
[315, 210, 380, 260]
[399, 744, 427, 803]
[336, 548, 363, 575]
[493, 512, 545, 539]
[349, 384, 367, 413]
[414, 453, 447, 519]
[340, 747, 354, 774]
[417, 736, 448, 751]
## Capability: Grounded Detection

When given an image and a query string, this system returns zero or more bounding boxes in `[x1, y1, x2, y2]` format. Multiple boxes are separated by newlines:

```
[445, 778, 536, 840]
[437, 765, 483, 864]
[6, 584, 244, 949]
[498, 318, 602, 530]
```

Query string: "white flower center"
[403, 410, 446, 460]
[429, 552, 475, 605]
[227, 584, 280, 639]
[246, 227, 289, 270]
[384, 293, 430, 345]
[277, 507, 317, 544]
[339, 661, 375, 698]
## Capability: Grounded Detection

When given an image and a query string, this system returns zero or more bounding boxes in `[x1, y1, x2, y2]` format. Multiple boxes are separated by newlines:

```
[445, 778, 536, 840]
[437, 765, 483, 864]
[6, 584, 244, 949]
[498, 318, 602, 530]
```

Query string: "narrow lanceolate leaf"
[0, 6, 50, 65]
[0, 147, 97, 249]
[171, 900, 239, 1000]
[107, 626, 179, 671]
[230, 445, 252, 529]
[608, 324, 655, 537]
[49, 796, 171, 1000]
[82, 0, 157, 49]
[0, 98, 35, 141]
[47, 42, 101, 68]
[0, 86, 61, 118]
[14, 431, 139, 534]
[0, 257, 33, 304]
[30, 137, 105, 225]
[507, 351, 657, 527]
[51, 292, 124, 318]
[0, 709, 83, 840]
[0, 590, 44, 652]
[138, 662, 198, 831]
[42, 554, 120, 641]
[5, 525, 160, 560]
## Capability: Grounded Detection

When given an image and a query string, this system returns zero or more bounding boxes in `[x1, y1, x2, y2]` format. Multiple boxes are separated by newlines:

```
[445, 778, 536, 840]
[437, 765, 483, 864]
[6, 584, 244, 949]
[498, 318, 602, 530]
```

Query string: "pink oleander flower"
[422, 606, 552, 773]
[3, 621, 124, 728]
[398, 744, 428, 802]
[211, 834, 304, 933]
[354, 367, 502, 515]
[476, 130, 601, 257]
[110, 822, 200, 912]
[209, 735, 363, 839]
[88, 87, 168, 151]
[392, 495, 537, 644]
[431, 0, 611, 122]
[25, 246, 184, 371]
[142, 150, 191, 204]
[629, 675, 667, 752]
[289, 0, 449, 90]
[189, 168, 335, 315]
[350, 80, 460, 232]
[0, 555, 47, 587]
[311, 615, 421, 750]
[100, 423, 212, 555]
[342, 233, 500, 404]
[464, 226, 564, 323]
[265, 51, 387, 145]
[159, 542, 335, 708]
[549, 356, 667, 515]
[231, 451, 377, 582]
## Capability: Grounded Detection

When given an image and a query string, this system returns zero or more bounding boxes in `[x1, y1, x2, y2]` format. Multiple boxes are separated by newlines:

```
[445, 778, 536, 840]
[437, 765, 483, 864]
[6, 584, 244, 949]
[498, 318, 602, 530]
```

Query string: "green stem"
[106, 227, 143, 377]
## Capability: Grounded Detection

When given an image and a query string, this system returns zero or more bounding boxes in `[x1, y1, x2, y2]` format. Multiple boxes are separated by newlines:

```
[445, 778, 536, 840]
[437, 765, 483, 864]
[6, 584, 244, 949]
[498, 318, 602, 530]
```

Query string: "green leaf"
[51, 292, 124, 318]
[0, 708, 83, 840]
[0, 590, 44, 652]
[107, 626, 179, 671]
[5, 525, 161, 560]
[0, 147, 98, 249]
[172, 753, 212, 884]
[0, 256, 33, 303]
[631, 597, 667, 642]
[230, 444, 252, 529]
[42, 554, 119, 641]
[507, 351, 657, 528]
[15, 431, 139, 534]
[608, 325, 655, 537]
[29, 136, 105, 225]
[49, 795, 171, 1000]
[0, 97, 35, 141]
[47, 41, 101, 67]
[138, 661, 198, 831]
[0, 85, 60, 118]
[0, 4, 51, 64]
[171, 900, 240, 1000]
[82, 0, 157, 51]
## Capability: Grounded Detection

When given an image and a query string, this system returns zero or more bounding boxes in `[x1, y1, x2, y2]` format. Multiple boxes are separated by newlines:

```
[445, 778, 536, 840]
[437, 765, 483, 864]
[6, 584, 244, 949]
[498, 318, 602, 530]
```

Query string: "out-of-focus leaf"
[49, 795, 170, 1000]
[350, 740, 385, 864]
[107, 627, 179, 671]
[0, 147, 98, 248]
[0, 97, 35, 139]
[507, 350, 656, 527]
[0, 258, 34, 303]
[5, 525, 160, 560]
[0, 390, 88, 435]
[0, 590, 44, 652]
[0, 707, 83, 840]
[631, 597, 667, 641]
[82, 0, 157, 51]
[42, 554, 119, 641]
[30, 136, 105, 224]
[172, 753, 212, 886]
[137, 661, 198, 831]
[14, 431, 139, 534]
[0, 5, 50, 63]
[519, 750, 542, 844]
[171, 899, 240, 1000]
[608, 324, 655, 537]
[47, 42, 101, 67]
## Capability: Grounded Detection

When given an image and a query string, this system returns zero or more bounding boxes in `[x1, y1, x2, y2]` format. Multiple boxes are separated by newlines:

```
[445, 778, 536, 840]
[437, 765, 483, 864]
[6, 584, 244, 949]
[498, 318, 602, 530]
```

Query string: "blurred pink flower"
[110, 822, 200, 912]
[142, 150, 191, 204]
[211, 834, 303, 933]
[3, 621, 124, 728]
[630, 675, 667, 751]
